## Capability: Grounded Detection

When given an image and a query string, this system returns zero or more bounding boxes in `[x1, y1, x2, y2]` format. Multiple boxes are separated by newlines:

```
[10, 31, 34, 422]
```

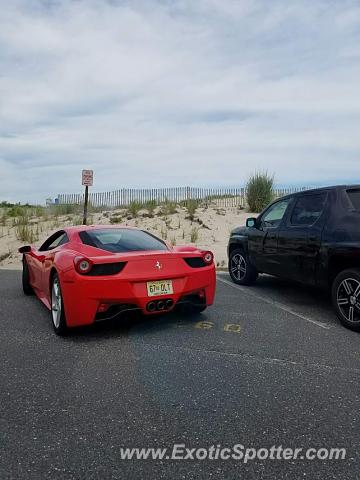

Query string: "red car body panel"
[23, 226, 216, 328]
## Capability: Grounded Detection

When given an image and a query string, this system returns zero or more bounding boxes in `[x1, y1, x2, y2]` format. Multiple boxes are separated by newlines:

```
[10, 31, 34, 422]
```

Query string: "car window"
[290, 193, 327, 226]
[346, 189, 360, 210]
[261, 199, 292, 228]
[79, 228, 168, 253]
[39, 231, 69, 251]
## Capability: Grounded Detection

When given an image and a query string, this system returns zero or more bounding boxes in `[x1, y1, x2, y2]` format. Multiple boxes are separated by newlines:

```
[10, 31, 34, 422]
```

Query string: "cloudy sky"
[1, 0, 360, 203]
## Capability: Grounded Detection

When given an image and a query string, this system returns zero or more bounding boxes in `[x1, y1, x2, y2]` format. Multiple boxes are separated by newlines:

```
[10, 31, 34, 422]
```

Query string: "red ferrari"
[19, 226, 216, 335]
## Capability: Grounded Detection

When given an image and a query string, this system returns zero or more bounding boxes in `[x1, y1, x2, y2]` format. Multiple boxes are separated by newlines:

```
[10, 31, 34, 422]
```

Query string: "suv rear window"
[290, 193, 327, 226]
[79, 228, 168, 253]
[346, 189, 360, 210]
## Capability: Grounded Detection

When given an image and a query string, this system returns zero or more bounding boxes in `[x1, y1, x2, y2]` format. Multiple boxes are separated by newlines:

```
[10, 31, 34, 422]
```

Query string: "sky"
[1, 0, 360, 203]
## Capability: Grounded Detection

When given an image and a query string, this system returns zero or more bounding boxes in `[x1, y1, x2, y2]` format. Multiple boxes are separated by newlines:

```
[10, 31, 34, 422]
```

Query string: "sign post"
[82, 170, 93, 225]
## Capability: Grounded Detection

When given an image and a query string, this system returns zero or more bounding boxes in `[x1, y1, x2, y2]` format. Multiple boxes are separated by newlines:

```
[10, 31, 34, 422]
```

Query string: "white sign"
[82, 169, 93, 186]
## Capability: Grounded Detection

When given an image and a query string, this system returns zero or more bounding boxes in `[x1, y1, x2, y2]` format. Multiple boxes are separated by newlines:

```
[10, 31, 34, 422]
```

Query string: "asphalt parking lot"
[0, 269, 359, 479]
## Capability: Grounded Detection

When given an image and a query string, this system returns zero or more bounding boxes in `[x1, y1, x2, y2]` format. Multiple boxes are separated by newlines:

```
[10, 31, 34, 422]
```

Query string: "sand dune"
[0, 205, 253, 270]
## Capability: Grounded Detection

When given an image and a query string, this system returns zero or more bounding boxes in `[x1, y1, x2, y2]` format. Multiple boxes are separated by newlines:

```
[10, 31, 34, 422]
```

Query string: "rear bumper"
[60, 267, 216, 327]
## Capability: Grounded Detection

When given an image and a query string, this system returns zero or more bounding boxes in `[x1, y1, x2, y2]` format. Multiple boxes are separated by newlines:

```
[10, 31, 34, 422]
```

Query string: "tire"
[229, 248, 258, 286]
[22, 257, 34, 295]
[50, 273, 68, 336]
[332, 268, 360, 332]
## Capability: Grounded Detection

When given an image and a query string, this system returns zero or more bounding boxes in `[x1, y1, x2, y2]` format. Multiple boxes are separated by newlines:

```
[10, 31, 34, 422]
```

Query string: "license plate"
[147, 280, 173, 297]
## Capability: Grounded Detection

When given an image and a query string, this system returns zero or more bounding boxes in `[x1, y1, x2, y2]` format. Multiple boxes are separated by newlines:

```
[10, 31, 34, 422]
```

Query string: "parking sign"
[82, 169, 93, 186]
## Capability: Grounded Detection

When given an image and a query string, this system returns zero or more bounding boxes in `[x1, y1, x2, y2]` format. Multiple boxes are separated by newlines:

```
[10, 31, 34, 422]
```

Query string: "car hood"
[230, 226, 250, 236]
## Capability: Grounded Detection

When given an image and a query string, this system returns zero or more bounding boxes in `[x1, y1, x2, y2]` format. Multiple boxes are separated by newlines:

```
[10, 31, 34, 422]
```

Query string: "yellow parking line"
[223, 323, 241, 334]
[194, 320, 214, 330]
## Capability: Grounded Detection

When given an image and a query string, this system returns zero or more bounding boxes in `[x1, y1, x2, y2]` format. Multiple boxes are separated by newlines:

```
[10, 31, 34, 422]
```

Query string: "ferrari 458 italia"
[19, 226, 216, 335]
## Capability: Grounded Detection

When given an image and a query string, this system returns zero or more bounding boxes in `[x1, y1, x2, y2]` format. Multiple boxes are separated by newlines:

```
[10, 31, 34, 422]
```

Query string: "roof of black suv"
[282, 185, 360, 199]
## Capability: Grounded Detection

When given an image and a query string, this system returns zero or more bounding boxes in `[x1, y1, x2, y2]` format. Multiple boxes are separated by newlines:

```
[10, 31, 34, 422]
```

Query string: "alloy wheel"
[230, 253, 247, 281]
[337, 277, 360, 323]
[51, 278, 62, 328]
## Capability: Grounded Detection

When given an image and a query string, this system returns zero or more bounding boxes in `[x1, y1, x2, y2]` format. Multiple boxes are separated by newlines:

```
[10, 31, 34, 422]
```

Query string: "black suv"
[228, 185, 360, 331]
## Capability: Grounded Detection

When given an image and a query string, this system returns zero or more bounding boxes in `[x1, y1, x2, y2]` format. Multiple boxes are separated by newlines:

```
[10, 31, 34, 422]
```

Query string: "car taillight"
[202, 251, 213, 265]
[97, 303, 110, 313]
[74, 257, 93, 274]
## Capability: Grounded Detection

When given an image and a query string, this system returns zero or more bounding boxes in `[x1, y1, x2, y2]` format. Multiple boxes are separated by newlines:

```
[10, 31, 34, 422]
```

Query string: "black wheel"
[22, 256, 34, 295]
[229, 248, 258, 286]
[50, 273, 68, 336]
[332, 269, 360, 332]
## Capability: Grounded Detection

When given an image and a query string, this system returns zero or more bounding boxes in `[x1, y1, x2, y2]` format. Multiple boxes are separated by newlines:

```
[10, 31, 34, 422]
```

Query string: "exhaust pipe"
[157, 300, 165, 310]
[147, 301, 156, 312]
[147, 299, 174, 312]
[166, 299, 174, 309]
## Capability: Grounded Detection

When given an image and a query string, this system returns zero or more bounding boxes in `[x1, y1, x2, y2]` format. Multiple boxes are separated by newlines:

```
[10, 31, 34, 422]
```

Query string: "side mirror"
[246, 217, 257, 228]
[18, 245, 32, 254]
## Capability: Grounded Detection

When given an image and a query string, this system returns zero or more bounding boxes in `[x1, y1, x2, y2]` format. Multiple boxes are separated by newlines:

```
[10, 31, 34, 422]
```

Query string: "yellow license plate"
[147, 280, 173, 297]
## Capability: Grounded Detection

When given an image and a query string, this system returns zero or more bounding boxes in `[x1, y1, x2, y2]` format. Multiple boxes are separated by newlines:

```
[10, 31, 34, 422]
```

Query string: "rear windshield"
[346, 189, 360, 210]
[79, 228, 168, 253]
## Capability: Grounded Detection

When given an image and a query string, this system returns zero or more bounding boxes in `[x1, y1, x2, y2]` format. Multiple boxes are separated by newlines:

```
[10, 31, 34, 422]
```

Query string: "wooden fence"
[57, 186, 310, 209]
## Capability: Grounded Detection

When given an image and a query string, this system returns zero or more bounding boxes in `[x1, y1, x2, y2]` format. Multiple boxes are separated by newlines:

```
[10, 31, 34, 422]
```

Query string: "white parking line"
[217, 275, 332, 330]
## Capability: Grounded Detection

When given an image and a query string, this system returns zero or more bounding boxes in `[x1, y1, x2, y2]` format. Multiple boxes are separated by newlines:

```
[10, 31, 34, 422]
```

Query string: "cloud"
[0, 0, 360, 203]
